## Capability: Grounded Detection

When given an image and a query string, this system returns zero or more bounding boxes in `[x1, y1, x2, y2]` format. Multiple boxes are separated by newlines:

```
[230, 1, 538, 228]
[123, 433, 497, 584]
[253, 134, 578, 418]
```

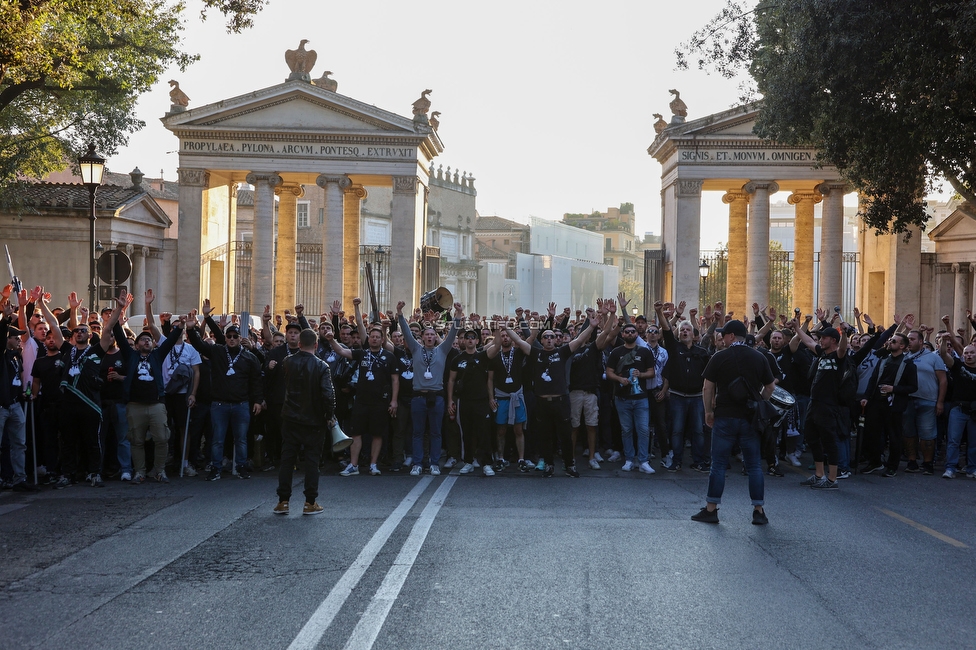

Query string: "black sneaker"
[691, 507, 719, 523]
[564, 465, 580, 478]
[752, 509, 769, 525]
[881, 468, 897, 478]
[518, 459, 531, 472]
[767, 465, 784, 477]
[669, 463, 681, 472]
[690, 462, 709, 473]
[921, 461, 934, 475]
[237, 467, 251, 480]
[12, 481, 39, 493]
[542, 464, 554, 478]
[206, 468, 221, 481]
[861, 463, 885, 474]
[905, 460, 920, 473]
[799, 474, 821, 486]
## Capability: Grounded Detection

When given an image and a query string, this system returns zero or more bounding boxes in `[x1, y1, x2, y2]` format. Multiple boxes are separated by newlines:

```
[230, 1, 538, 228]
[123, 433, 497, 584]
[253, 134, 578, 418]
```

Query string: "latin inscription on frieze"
[678, 149, 815, 163]
[181, 140, 416, 159]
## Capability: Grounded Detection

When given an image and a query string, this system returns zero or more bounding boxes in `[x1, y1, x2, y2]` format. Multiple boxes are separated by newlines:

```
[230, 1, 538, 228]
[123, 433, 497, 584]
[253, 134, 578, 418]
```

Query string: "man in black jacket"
[860, 333, 918, 477]
[273, 329, 335, 516]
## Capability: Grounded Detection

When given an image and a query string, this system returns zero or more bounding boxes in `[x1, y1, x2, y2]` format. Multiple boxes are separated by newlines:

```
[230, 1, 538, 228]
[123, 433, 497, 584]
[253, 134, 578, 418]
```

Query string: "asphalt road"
[2, 460, 975, 650]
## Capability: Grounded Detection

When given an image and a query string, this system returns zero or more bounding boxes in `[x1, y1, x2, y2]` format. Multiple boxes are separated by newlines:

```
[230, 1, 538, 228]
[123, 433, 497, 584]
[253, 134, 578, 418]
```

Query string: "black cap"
[224, 324, 241, 335]
[134, 331, 154, 343]
[635, 314, 647, 323]
[284, 322, 302, 332]
[818, 327, 841, 341]
[7, 326, 26, 337]
[717, 320, 749, 338]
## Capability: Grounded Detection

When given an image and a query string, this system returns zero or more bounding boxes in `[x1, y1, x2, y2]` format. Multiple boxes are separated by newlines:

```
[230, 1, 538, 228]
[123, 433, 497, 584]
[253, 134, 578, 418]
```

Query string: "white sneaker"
[183, 464, 198, 477]
[340, 465, 359, 477]
[460, 463, 475, 474]
[639, 461, 656, 474]
[621, 460, 634, 471]
[444, 457, 457, 469]
[370, 464, 381, 476]
[483, 465, 495, 477]
[786, 452, 802, 467]
[120, 472, 132, 482]
[593, 452, 605, 462]
[403, 456, 413, 468]
[409, 465, 422, 476]
[608, 451, 622, 463]
[588, 458, 601, 470]
[430, 465, 441, 476]
[660, 450, 674, 469]
[472, 458, 481, 468]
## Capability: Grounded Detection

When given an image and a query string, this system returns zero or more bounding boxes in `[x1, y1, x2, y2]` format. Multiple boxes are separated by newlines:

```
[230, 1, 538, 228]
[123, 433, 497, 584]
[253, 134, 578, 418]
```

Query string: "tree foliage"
[0, 0, 265, 186]
[677, 0, 976, 234]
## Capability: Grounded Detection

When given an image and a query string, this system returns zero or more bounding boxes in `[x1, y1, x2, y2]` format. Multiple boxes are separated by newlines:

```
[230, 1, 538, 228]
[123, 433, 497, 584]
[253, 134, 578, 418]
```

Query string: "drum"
[419, 287, 453, 313]
[769, 386, 796, 427]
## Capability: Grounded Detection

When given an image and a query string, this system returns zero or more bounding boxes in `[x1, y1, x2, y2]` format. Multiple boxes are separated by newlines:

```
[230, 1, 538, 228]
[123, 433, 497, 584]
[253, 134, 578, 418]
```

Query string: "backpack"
[165, 344, 193, 395]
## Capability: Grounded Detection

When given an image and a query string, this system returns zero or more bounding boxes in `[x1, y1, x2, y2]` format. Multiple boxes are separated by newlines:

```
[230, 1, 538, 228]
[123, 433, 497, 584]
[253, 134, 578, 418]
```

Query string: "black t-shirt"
[450, 350, 490, 401]
[489, 347, 526, 394]
[393, 346, 414, 400]
[529, 344, 572, 396]
[606, 344, 655, 400]
[59, 342, 108, 413]
[703, 344, 775, 419]
[809, 348, 846, 405]
[32, 353, 65, 406]
[100, 350, 126, 402]
[351, 348, 399, 402]
[129, 353, 161, 404]
[950, 361, 976, 404]
[569, 342, 602, 394]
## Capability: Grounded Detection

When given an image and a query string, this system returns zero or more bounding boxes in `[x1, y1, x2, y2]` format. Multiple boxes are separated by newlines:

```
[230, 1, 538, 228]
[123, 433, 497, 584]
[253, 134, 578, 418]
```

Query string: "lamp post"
[699, 259, 710, 308]
[78, 144, 105, 312]
[375, 245, 385, 311]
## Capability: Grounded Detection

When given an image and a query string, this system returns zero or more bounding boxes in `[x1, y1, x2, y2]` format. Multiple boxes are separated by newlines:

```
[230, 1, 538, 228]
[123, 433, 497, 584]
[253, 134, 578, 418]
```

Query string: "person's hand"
[201, 298, 213, 316]
[689, 308, 698, 320]
[904, 314, 915, 328]
[862, 313, 874, 327]
[547, 302, 557, 318]
[815, 307, 826, 321]
[489, 397, 497, 412]
[17, 288, 28, 305]
[353, 297, 362, 308]
[187, 394, 196, 409]
[261, 305, 271, 323]
[124, 292, 134, 309]
[448, 401, 456, 417]
[853, 306, 861, 319]
[942, 314, 951, 327]
[752, 302, 760, 316]
[860, 399, 868, 408]
[768, 307, 777, 321]
[967, 309, 974, 322]
[389, 400, 398, 417]
[804, 314, 813, 323]
[145, 288, 155, 307]
[274, 314, 283, 328]
[1, 284, 11, 300]
[28, 286, 41, 303]
[252, 402, 263, 415]
[323, 329, 334, 341]
[676, 300, 686, 315]
[68, 291, 83, 310]
[267, 360, 277, 370]
[1, 301, 13, 319]
[607, 301, 617, 314]
[617, 291, 630, 310]
[705, 412, 714, 427]
[78, 306, 89, 323]
[331, 300, 341, 316]
[184, 313, 198, 330]
[295, 303, 304, 316]
[396, 300, 406, 315]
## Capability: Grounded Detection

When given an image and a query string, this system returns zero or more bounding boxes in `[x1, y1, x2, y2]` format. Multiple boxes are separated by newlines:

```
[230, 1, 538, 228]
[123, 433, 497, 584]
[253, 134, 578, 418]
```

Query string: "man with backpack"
[788, 318, 856, 489]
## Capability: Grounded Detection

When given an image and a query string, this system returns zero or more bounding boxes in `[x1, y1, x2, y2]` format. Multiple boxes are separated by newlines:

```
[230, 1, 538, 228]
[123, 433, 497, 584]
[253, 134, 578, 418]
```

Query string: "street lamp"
[699, 258, 710, 307]
[375, 245, 385, 311]
[79, 144, 106, 312]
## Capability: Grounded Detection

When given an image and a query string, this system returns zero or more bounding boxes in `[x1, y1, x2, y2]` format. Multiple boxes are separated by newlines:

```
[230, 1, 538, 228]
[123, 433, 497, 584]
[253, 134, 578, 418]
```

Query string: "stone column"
[138, 247, 148, 305]
[722, 189, 750, 316]
[226, 183, 239, 314]
[788, 190, 822, 314]
[391, 175, 424, 308]
[971, 263, 976, 319]
[953, 263, 969, 327]
[245, 172, 282, 313]
[124, 244, 137, 301]
[816, 181, 848, 310]
[743, 181, 779, 310]
[176, 168, 209, 313]
[672, 179, 704, 309]
[316, 175, 351, 307]
[274, 184, 304, 313]
[343, 184, 367, 307]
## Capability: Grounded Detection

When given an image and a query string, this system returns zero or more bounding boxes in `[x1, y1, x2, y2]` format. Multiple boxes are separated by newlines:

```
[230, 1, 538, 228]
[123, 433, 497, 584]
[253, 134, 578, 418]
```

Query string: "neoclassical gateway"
[162, 55, 442, 314]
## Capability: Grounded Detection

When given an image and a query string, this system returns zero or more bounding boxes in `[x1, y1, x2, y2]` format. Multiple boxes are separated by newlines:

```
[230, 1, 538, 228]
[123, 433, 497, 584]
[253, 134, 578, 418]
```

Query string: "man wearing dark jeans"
[693, 319, 776, 526]
[861, 333, 918, 477]
[273, 329, 335, 516]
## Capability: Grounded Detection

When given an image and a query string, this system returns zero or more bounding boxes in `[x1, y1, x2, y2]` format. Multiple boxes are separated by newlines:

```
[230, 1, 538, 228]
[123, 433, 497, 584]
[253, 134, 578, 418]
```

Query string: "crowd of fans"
[2, 283, 974, 495]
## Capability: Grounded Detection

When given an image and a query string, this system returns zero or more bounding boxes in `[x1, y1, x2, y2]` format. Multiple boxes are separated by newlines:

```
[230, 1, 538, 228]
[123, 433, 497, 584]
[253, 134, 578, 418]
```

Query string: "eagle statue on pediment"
[285, 40, 317, 75]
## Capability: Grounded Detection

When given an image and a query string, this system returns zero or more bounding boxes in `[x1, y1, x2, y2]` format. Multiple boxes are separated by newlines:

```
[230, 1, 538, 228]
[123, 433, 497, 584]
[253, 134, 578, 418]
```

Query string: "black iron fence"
[201, 242, 391, 316]
[699, 249, 858, 317]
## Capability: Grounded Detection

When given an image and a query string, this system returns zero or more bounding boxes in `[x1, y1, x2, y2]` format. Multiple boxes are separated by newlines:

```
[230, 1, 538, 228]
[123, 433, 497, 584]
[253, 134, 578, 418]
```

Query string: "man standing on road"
[273, 329, 335, 516]
[605, 322, 657, 475]
[692, 319, 775, 525]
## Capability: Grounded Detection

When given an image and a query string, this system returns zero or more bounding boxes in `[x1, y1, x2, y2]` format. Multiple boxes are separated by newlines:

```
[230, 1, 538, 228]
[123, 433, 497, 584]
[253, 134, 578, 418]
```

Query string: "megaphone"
[329, 420, 353, 452]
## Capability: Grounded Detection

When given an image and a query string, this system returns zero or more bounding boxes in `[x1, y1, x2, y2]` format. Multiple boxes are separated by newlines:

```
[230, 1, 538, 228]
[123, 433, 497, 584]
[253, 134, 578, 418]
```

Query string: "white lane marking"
[287, 476, 434, 650]
[343, 476, 458, 650]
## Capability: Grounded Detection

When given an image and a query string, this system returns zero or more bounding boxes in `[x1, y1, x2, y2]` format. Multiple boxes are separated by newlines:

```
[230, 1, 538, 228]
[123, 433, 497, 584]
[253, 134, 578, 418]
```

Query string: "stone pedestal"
[722, 189, 750, 316]
[246, 172, 282, 313]
[275, 184, 304, 312]
[670, 180, 703, 309]
[954, 263, 969, 327]
[744, 181, 779, 309]
[176, 169, 209, 313]
[343, 185, 367, 308]
[316, 175, 351, 308]
[391, 176, 424, 308]
[788, 191, 822, 313]
[817, 181, 848, 310]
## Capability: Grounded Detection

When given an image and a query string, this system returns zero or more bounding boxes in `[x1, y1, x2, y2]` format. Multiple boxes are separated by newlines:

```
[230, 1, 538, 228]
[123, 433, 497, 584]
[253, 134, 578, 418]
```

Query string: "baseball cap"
[717, 320, 749, 338]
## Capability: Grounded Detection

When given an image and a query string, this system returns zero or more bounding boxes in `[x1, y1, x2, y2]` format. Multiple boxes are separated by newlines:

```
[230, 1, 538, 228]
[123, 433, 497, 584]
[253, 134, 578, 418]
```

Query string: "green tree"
[677, 0, 976, 234]
[0, 0, 266, 186]
[619, 202, 634, 214]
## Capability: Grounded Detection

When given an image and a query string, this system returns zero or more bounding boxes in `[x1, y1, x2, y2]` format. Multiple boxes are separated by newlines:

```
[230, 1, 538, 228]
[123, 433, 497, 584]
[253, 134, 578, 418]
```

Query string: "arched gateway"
[163, 76, 442, 314]
[647, 102, 853, 316]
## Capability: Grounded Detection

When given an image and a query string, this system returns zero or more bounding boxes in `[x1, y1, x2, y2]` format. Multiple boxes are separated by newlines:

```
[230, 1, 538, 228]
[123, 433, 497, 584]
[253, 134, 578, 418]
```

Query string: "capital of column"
[815, 180, 854, 196]
[246, 172, 283, 188]
[970, 263, 976, 274]
[275, 183, 305, 198]
[392, 176, 418, 194]
[344, 184, 368, 200]
[743, 180, 780, 195]
[952, 262, 961, 273]
[316, 174, 351, 191]
[675, 179, 703, 198]
[125, 243, 134, 256]
[140, 246, 149, 258]
[787, 191, 823, 205]
[721, 189, 751, 204]
[177, 168, 210, 187]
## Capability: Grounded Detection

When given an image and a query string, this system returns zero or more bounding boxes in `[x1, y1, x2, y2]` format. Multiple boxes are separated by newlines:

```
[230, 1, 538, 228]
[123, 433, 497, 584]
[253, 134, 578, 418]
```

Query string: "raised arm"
[35, 288, 65, 349]
[567, 316, 594, 354]
[501, 320, 532, 355]
[145, 289, 162, 342]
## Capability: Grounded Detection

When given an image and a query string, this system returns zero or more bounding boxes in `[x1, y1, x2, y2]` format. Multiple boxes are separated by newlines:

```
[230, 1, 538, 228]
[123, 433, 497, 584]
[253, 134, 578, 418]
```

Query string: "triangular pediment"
[929, 203, 976, 240]
[162, 81, 424, 136]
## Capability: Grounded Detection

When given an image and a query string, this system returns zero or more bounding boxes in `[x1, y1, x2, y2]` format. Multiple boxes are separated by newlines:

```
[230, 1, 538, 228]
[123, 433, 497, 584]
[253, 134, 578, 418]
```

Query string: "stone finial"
[285, 39, 317, 82]
[412, 89, 432, 124]
[168, 80, 189, 113]
[668, 89, 687, 123]
[437, 164, 443, 180]
[429, 111, 441, 131]
[129, 167, 144, 189]
[652, 113, 667, 134]
[312, 70, 337, 92]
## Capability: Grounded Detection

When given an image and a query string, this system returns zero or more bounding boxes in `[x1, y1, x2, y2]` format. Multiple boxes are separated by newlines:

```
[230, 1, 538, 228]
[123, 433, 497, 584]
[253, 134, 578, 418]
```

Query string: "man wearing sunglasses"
[186, 314, 265, 481]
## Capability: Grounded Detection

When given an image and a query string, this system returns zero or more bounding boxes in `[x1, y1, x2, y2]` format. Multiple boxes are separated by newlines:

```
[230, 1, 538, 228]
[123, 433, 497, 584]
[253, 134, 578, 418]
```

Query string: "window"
[318, 207, 324, 224]
[297, 201, 310, 228]
[606, 237, 612, 251]
[503, 239, 510, 245]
